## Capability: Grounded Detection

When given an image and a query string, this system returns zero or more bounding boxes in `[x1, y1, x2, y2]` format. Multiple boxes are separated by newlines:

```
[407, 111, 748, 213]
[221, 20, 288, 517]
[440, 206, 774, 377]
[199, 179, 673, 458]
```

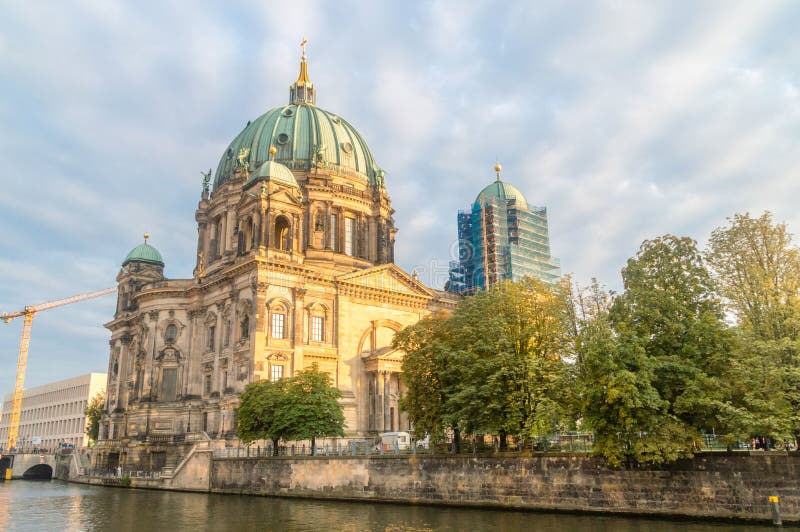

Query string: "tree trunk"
[272, 438, 279, 456]
[451, 425, 461, 454]
[311, 436, 316, 455]
[499, 431, 508, 451]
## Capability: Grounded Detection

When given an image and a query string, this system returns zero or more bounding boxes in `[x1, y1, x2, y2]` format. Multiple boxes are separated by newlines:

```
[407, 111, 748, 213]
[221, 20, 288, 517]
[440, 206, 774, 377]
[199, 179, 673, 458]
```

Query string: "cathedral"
[96, 44, 455, 469]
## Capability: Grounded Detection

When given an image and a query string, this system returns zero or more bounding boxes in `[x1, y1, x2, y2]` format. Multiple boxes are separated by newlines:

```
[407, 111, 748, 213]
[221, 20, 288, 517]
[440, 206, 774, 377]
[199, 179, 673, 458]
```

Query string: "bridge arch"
[0, 456, 10, 478]
[22, 463, 53, 480]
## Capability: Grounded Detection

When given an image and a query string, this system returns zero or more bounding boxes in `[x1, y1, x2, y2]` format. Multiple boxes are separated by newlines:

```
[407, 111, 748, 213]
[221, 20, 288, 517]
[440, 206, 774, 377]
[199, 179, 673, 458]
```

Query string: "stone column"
[337, 208, 345, 254]
[264, 211, 272, 249]
[225, 209, 236, 255]
[367, 216, 377, 262]
[259, 203, 266, 250]
[322, 202, 330, 250]
[293, 213, 301, 253]
[118, 336, 131, 409]
[143, 311, 159, 399]
[392, 373, 399, 431]
[183, 310, 197, 397]
[213, 304, 223, 393]
[303, 206, 311, 250]
[293, 288, 305, 372]
[377, 371, 385, 431]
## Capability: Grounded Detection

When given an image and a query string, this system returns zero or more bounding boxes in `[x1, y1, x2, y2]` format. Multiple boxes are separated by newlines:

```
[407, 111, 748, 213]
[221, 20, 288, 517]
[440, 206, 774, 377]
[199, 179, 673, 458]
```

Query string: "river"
[0, 480, 776, 531]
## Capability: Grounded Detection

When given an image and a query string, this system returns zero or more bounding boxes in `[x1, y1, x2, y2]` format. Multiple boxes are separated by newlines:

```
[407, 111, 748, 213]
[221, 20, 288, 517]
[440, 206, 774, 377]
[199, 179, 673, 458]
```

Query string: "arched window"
[271, 312, 284, 338]
[328, 213, 338, 251]
[238, 217, 254, 254]
[165, 324, 178, 343]
[214, 217, 224, 257]
[240, 315, 250, 339]
[314, 209, 324, 231]
[274, 216, 291, 251]
[344, 217, 354, 256]
[207, 325, 216, 351]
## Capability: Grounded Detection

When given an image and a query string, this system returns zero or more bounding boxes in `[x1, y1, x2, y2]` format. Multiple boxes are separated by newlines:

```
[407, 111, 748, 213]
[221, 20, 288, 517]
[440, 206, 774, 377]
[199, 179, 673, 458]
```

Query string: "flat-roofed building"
[0, 373, 106, 451]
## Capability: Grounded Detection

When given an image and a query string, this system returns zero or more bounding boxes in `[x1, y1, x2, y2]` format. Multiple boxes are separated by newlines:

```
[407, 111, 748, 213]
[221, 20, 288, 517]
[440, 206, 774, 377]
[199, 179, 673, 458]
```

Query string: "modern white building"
[0, 373, 106, 451]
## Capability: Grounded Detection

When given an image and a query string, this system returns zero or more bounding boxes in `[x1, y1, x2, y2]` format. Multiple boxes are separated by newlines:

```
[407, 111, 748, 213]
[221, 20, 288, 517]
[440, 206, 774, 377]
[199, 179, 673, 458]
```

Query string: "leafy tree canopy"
[237, 363, 345, 454]
[398, 278, 570, 450]
[84, 391, 105, 445]
[707, 212, 800, 444]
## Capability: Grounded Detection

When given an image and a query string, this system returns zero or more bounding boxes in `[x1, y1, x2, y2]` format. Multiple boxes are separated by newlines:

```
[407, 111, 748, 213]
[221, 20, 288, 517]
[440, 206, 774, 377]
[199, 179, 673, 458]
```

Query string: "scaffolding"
[449, 195, 560, 294]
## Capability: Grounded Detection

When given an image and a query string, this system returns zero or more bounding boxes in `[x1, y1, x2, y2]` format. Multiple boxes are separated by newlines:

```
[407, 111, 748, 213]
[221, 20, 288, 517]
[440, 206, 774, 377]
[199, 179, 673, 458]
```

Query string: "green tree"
[568, 279, 691, 467]
[577, 317, 678, 467]
[707, 212, 800, 341]
[237, 378, 292, 454]
[449, 278, 568, 449]
[395, 311, 454, 445]
[707, 212, 800, 446]
[237, 364, 345, 455]
[575, 235, 738, 466]
[611, 235, 734, 435]
[282, 364, 346, 453]
[84, 392, 105, 445]
[398, 278, 568, 451]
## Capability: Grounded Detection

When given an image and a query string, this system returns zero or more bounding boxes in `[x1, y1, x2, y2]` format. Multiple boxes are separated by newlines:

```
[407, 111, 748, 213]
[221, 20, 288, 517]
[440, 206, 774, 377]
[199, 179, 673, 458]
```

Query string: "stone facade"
[208, 452, 799, 523]
[95, 50, 457, 470]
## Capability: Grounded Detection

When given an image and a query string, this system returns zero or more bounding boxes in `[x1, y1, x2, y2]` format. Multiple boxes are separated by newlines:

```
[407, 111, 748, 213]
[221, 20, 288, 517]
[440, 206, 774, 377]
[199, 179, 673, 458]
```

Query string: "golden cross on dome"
[301, 37, 308, 60]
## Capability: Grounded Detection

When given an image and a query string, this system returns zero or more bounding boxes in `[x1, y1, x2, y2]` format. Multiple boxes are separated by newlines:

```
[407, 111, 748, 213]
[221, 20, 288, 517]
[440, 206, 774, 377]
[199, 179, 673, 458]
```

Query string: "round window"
[341, 141, 353, 154]
[283, 108, 294, 117]
[277, 133, 290, 145]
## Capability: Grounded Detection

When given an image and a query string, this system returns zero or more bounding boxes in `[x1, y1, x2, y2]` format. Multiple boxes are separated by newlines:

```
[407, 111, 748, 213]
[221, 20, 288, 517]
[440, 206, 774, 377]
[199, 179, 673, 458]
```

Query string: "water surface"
[0, 480, 776, 531]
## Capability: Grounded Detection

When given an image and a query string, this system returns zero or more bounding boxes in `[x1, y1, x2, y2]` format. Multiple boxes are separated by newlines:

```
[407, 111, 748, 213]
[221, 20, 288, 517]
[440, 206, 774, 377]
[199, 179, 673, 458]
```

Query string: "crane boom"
[1, 286, 115, 475]
[1, 286, 117, 322]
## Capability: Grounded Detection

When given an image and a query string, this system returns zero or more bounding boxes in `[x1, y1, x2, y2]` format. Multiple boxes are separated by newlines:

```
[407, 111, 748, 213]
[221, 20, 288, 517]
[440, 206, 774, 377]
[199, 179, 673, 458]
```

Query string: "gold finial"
[494, 162, 502, 181]
[269, 145, 277, 160]
[143, 232, 150, 243]
[296, 37, 311, 86]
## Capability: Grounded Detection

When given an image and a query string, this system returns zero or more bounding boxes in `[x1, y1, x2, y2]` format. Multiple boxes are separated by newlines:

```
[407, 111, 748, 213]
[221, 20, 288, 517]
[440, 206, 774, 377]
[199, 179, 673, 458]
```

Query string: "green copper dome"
[214, 103, 382, 188]
[245, 160, 299, 189]
[475, 180, 529, 210]
[122, 242, 164, 267]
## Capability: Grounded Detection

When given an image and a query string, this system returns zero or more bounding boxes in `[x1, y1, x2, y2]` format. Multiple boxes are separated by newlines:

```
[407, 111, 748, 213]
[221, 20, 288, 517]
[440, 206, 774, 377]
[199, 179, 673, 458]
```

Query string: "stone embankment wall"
[210, 452, 799, 523]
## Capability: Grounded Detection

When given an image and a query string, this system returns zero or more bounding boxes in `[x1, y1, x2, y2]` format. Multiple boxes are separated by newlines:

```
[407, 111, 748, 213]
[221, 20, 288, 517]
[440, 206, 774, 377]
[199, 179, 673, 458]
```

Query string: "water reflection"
[0, 480, 775, 531]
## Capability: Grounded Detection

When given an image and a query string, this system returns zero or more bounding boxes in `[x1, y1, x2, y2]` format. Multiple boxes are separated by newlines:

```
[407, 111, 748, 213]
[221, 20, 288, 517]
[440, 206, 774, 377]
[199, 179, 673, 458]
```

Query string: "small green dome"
[475, 180, 529, 210]
[214, 103, 382, 188]
[122, 242, 164, 267]
[245, 160, 299, 190]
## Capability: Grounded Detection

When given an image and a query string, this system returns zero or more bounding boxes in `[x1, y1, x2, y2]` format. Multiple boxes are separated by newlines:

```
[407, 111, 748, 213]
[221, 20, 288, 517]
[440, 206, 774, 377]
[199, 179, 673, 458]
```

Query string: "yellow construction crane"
[1, 286, 115, 476]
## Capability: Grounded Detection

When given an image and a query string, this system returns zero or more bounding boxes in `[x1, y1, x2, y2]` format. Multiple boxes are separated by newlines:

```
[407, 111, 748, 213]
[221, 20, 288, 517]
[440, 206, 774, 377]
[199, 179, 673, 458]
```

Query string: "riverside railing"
[211, 433, 598, 459]
[208, 431, 779, 459]
[87, 468, 162, 479]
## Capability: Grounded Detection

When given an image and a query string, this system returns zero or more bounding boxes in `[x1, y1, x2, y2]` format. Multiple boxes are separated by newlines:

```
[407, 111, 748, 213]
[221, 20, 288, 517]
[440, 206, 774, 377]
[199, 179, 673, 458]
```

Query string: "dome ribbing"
[122, 242, 164, 267]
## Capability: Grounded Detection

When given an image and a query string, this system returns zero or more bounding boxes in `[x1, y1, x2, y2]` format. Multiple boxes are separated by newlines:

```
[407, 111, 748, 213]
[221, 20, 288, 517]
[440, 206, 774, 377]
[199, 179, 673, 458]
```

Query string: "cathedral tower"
[448, 164, 561, 294]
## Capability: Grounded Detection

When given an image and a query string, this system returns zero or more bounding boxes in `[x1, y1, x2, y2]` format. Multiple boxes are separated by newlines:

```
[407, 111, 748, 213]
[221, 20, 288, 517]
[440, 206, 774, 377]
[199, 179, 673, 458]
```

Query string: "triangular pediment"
[239, 183, 303, 208]
[362, 347, 405, 373]
[336, 264, 434, 297]
[362, 346, 402, 360]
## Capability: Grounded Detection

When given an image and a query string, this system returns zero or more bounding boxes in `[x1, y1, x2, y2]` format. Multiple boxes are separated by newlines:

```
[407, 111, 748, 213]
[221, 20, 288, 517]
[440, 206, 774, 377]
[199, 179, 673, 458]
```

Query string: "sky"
[0, 0, 799, 397]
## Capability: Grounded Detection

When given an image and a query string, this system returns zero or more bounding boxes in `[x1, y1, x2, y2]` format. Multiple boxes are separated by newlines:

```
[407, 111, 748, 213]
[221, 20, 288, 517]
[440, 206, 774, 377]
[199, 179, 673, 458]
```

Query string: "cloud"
[1, 0, 800, 396]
